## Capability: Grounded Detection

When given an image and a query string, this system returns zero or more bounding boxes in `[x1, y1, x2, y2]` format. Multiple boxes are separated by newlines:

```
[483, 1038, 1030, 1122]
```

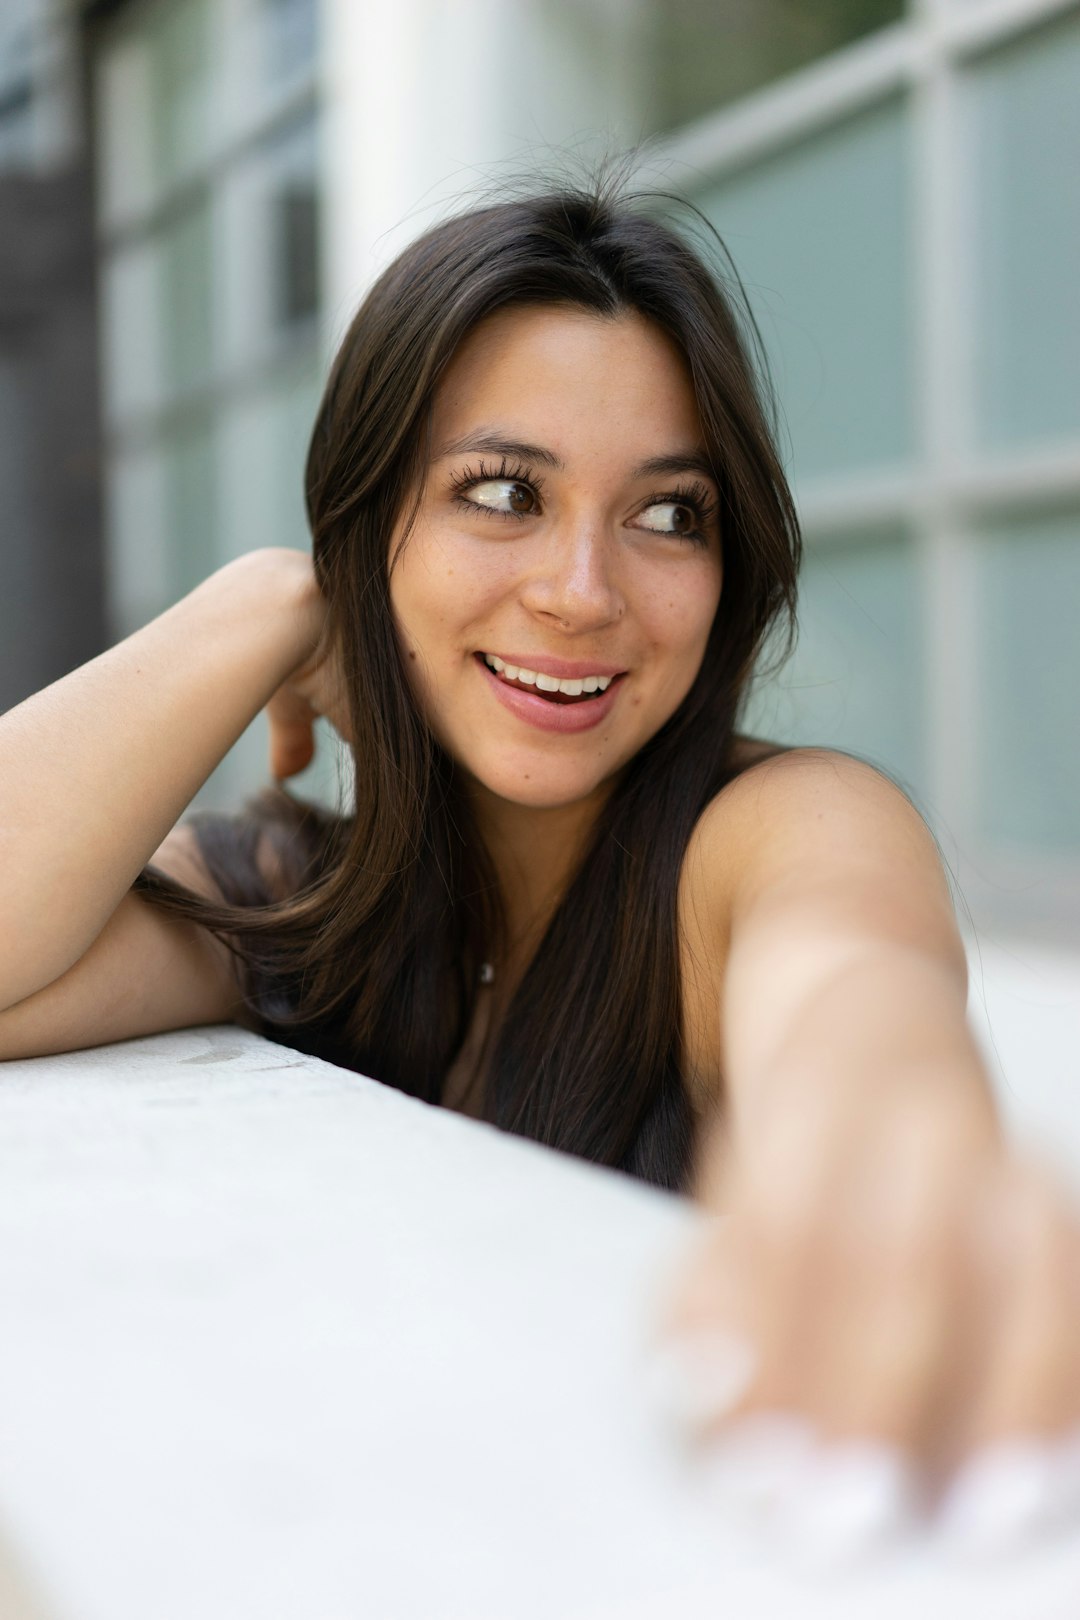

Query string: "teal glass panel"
[150, 0, 213, 193]
[106, 443, 168, 639]
[163, 417, 218, 602]
[271, 360, 322, 541]
[975, 509, 1080, 854]
[742, 528, 925, 792]
[643, 0, 905, 133]
[219, 358, 321, 564]
[158, 197, 214, 399]
[969, 11, 1080, 449]
[696, 98, 913, 487]
[262, 113, 320, 337]
[258, 0, 317, 92]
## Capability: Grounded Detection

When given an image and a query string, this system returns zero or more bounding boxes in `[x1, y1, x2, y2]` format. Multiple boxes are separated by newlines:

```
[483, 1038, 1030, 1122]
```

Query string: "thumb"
[267, 686, 318, 780]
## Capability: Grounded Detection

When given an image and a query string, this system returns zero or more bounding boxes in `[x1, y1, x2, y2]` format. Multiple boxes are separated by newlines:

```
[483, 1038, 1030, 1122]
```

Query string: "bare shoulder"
[676, 739, 962, 1121]
[681, 738, 957, 958]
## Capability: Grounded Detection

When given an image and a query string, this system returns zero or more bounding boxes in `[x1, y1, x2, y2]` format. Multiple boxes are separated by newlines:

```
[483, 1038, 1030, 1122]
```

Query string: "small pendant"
[478, 961, 495, 986]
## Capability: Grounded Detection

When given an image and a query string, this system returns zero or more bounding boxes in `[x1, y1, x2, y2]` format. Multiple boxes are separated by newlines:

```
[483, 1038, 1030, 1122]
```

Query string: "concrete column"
[319, 0, 647, 344]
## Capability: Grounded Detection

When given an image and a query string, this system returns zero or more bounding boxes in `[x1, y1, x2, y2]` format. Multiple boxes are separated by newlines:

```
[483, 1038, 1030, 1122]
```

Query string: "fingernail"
[644, 1329, 758, 1431]
[777, 1442, 920, 1568]
[698, 1411, 818, 1519]
[936, 1441, 1064, 1557]
[1054, 1427, 1080, 1521]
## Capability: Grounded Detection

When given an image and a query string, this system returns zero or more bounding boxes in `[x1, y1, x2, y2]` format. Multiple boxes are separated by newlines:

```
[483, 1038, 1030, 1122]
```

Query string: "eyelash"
[449, 457, 717, 545]
[450, 458, 545, 521]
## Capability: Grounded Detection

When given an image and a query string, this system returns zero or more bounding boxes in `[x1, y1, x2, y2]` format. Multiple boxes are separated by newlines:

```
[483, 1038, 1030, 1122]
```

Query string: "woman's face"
[388, 303, 723, 812]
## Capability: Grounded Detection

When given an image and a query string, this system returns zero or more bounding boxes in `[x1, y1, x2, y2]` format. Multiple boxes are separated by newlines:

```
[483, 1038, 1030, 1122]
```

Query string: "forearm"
[673, 943, 1079, 1509]
[723, 943, 1002, 1176]
[0, 548, 323, 1010]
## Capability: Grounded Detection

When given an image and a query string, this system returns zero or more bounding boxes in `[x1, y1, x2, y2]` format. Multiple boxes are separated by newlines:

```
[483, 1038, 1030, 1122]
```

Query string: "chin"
[468, 758, 616, 812]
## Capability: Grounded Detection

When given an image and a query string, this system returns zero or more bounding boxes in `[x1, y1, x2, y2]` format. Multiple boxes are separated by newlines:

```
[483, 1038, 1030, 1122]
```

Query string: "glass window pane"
[102, 241, 162, 422]
[969, 11, 1080, 449]
[275, 174, 319, 326]
[258, 0, 317, 92]
[743, 528, 925, 792]
[0, 92, 33, 168]
[696, 97, 914, 489]
[150, 0, 214, 193]
[645, 0, 905, 132]
[106, 444, 168, 639]
[162, 416, 219, 601]
[95, 29, 155, 226]
[0, 0, 37, 169]
[975, 509, 1080, 855]
[218, 114, 320, 374]
[219, 360, 321, 563]
[158, 196, 215, 399]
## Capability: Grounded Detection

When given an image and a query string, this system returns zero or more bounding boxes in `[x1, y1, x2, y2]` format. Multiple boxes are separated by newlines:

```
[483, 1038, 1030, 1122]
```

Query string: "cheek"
[387, 531, 511, 730]
[389, 522, 509, 649]
[642, 558, 722, 666]
[388, 530, 459, 664]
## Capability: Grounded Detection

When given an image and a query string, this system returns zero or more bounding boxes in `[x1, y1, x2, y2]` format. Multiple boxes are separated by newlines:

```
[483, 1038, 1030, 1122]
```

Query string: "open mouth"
[476, 653, 622, 705]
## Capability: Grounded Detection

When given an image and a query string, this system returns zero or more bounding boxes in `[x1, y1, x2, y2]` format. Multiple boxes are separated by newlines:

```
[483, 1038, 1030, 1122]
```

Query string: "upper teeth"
[484, 654, 613, 695]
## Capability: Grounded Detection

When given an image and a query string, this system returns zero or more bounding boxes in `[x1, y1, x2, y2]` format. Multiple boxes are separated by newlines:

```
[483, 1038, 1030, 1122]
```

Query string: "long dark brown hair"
[133, 177, 801, 1192]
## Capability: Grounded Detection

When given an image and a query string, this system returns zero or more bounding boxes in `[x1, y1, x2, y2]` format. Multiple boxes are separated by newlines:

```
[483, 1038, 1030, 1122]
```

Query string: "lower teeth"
[520, 683, 590, 704]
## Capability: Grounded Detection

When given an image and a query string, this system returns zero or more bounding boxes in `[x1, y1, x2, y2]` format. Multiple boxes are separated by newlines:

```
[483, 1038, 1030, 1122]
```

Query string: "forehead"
[430, 304, 704, 461]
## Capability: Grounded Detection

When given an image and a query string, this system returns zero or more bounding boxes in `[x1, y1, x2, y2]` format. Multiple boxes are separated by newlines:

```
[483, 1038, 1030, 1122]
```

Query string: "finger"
[793, 1100, 981, 1461]
[269, 715, 316, 780]
[271, 731, 315, 780]
[965, 1166, 1080, 1447]
[266, 683, 320, 730]
[660, 1111, 854, 1433]
[267, 686, 319, 780]
[649, 1218, 765, 1432]
[934, 1166, 1080, 1550]
[708, 1094, 915, 1427]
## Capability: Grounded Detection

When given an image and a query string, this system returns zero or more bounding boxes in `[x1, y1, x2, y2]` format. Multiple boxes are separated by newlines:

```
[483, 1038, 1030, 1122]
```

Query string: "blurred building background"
[1, 0, 1077, 968]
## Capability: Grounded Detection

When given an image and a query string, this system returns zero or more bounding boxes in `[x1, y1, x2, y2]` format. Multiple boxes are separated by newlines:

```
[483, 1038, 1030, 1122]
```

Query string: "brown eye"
[466, 478, 538, 516]
[638, 500, 696, 535]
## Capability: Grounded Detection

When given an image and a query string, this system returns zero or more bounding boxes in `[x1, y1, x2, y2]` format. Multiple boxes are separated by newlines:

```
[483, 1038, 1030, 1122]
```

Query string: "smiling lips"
[482, 652, 616, 703]
[475, 652, 624, 732]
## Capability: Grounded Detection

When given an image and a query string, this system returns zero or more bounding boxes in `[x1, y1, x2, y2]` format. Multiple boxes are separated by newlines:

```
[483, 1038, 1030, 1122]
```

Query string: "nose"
[518, 518, 626, 633]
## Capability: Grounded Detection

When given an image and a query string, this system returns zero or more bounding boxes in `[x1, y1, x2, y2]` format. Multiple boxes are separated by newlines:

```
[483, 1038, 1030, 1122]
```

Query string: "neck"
[465, 780, 613, 965]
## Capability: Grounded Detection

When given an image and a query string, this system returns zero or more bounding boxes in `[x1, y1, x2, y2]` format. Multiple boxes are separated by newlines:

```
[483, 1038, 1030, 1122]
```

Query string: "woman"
[1, 182, 1077, 1552]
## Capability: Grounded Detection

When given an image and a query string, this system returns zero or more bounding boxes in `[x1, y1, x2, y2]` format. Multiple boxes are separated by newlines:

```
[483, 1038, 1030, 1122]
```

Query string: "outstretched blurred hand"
[656, 1087, 1080, 1560]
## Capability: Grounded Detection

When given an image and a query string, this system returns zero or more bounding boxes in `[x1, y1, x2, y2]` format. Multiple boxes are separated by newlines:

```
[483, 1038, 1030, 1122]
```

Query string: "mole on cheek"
[408, 651, 417, 661]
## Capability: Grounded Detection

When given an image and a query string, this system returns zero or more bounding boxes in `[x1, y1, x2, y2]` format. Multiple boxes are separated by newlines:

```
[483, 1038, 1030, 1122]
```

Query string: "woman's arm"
[715, 749, 997, 1160]
[0, 547, 326, 1015]
[664, 750, 1080, 1537]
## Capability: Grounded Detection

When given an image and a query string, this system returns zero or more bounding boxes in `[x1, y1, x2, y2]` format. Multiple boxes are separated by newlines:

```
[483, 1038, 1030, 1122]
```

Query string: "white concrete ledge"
[0, 939, 1078, 1619]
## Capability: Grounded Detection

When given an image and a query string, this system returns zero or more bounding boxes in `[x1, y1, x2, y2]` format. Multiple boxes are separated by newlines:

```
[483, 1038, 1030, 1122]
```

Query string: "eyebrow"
[434, 431, 719, 486]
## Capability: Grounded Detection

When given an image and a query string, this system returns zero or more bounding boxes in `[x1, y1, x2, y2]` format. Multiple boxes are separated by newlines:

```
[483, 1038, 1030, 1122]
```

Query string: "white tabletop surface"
[1, 1023, 1079, 1620]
